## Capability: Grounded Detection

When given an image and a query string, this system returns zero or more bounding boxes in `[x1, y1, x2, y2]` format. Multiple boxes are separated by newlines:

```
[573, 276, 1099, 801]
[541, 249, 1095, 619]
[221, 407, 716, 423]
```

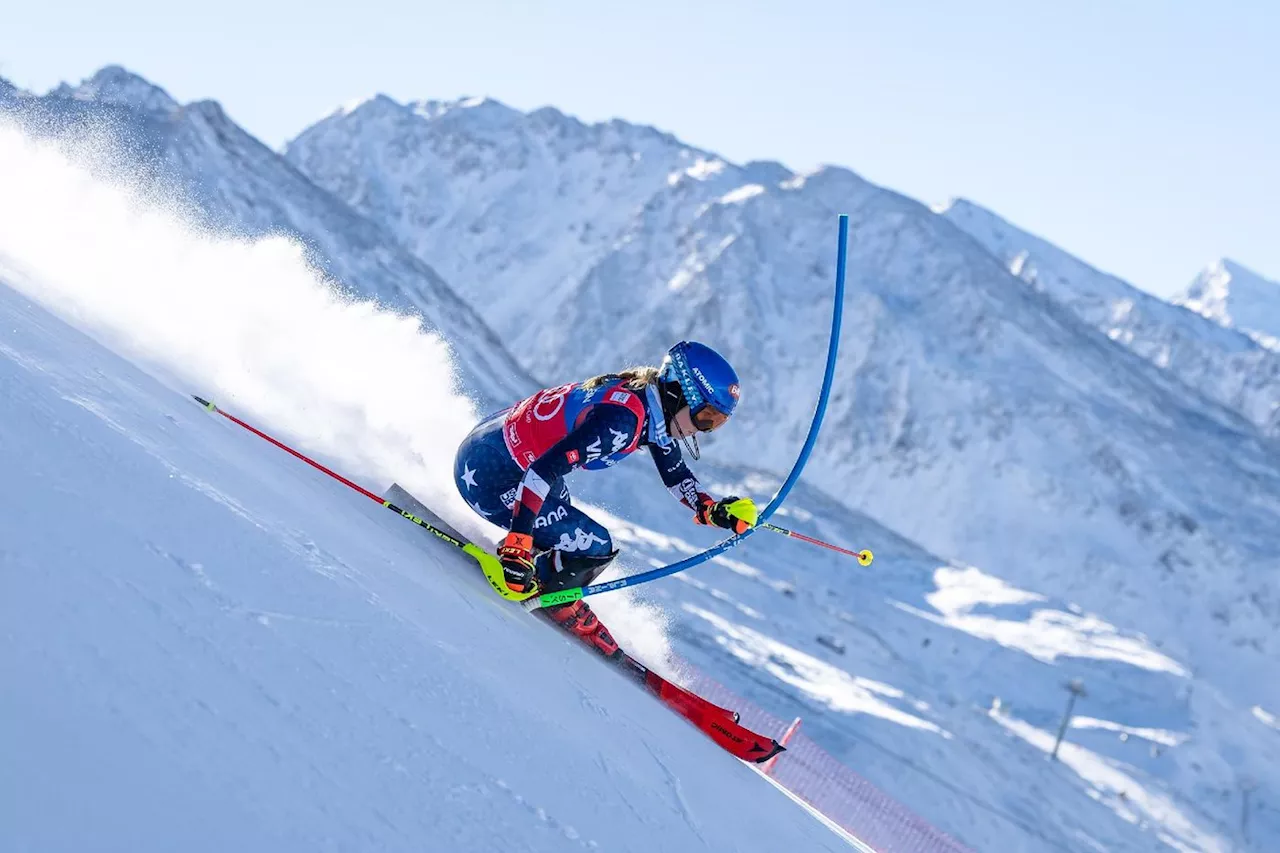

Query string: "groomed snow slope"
[0, 126, 847, 852]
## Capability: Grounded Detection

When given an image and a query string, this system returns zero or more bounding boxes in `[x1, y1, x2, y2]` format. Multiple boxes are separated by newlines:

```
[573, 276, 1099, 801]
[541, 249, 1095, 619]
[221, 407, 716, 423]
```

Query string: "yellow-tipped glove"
[695, 496, 758, 535]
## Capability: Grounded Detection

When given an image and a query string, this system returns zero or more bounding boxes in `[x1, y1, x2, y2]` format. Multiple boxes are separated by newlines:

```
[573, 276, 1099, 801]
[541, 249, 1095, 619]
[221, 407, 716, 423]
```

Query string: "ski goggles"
[691, 403, 731, 432]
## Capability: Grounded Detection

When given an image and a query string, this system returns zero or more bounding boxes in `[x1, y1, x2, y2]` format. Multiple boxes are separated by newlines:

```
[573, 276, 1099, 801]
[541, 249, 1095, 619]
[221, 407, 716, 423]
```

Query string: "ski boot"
[545, 599, 622, 660]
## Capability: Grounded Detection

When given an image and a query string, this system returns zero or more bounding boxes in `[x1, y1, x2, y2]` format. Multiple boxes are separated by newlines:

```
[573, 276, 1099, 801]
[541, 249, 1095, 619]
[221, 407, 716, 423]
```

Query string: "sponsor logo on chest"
[533, 384, 574, 422]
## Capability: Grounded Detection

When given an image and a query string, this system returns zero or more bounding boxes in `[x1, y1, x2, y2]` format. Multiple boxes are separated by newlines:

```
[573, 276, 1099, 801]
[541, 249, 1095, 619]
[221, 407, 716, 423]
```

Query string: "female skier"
[453, 341, 758, 658]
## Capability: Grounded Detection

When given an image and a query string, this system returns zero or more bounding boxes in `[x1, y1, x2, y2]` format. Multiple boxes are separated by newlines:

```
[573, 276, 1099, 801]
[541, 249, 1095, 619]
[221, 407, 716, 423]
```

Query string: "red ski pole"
[759, 522, 873, 566]
[191, 395, 532, 601]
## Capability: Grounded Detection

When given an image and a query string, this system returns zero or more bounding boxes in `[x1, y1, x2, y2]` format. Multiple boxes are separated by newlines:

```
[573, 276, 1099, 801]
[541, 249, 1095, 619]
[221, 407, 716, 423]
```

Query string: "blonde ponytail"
[582, 366, 661, 392]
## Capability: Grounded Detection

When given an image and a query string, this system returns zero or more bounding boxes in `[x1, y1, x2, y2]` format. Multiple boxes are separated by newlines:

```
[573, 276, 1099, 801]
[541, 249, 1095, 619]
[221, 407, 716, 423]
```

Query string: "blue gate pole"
[568, 213, 849, 600]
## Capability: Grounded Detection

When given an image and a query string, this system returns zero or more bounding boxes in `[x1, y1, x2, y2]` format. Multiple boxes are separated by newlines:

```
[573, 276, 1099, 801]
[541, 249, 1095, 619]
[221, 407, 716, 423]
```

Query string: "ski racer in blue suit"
[454, 341, 758, 658]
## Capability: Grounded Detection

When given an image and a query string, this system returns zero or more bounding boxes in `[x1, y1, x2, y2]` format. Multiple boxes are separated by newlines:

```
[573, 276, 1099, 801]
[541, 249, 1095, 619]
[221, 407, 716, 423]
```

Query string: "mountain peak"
[937, 196, 1129, 292]
[52, 65, 179, 115]
[527, 104, 571, 124]
[741, 160, 794, 186]
[526, 104, 594, 138]
[1177, 258, 1280, 341]
[409, 95, 520, 128]
[934, 197, 1019, 237]
[781, 164, 871, 206]
[933, 196, 971, 215]
[330, 93, 405, 119]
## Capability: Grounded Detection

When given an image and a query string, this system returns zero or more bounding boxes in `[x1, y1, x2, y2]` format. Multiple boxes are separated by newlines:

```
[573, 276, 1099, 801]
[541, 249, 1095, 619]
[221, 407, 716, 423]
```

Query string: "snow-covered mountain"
[48, 62, 183, 114]
[1176, 258, 1280, 345]
[939, 198, 1280, 436]
[286, 94, 731, 344]
[0, 67, 534, 409]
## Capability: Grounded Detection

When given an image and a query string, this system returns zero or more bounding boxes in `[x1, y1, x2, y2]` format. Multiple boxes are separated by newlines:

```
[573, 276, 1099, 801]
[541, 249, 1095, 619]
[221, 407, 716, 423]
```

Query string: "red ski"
[616, 653, 783, 763]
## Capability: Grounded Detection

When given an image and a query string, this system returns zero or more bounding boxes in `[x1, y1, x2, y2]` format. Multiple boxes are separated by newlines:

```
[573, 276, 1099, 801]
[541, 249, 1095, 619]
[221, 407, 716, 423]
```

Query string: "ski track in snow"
[642, 741, 709, 847]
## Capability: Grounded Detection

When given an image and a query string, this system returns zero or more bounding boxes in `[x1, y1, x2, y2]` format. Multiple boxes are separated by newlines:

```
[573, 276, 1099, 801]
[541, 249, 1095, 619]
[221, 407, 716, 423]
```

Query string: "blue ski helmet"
[659, 341, 740, 431]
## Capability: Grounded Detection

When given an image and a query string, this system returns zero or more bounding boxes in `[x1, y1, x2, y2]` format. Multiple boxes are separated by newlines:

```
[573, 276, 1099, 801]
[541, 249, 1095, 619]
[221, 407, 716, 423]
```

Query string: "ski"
[614, 653, 783, 763]
[385, 482, 784, 765]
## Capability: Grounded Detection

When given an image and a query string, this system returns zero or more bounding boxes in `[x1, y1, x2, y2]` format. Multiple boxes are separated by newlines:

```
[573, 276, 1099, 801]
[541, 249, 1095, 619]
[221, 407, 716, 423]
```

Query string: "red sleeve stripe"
[515, 468, 551, 513]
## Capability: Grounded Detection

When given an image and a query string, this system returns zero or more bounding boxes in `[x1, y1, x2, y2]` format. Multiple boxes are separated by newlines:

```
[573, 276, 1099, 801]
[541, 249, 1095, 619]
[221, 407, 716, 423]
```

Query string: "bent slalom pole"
[190, 396, 536, 603]
[533, 213, 851, 609]
[759, 522, 874, 566]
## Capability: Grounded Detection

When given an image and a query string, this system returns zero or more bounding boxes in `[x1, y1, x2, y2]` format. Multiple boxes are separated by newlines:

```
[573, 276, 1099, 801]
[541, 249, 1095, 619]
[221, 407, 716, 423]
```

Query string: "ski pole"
[759, 522, 873, 566]
[190, 395, 535, 602]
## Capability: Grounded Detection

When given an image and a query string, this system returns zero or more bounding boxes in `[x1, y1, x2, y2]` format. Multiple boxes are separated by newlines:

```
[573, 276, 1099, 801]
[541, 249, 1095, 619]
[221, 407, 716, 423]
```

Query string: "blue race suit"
[454, 377, 714, 590]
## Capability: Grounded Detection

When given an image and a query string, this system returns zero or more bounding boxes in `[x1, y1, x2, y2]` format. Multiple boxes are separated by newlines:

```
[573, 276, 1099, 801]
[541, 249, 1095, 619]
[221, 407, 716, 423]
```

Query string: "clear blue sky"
[2, 0, 1275, 296]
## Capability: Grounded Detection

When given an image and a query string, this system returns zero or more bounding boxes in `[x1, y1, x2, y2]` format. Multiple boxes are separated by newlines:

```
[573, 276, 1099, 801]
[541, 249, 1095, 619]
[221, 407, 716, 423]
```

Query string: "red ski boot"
[545, 600, 622, 660]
